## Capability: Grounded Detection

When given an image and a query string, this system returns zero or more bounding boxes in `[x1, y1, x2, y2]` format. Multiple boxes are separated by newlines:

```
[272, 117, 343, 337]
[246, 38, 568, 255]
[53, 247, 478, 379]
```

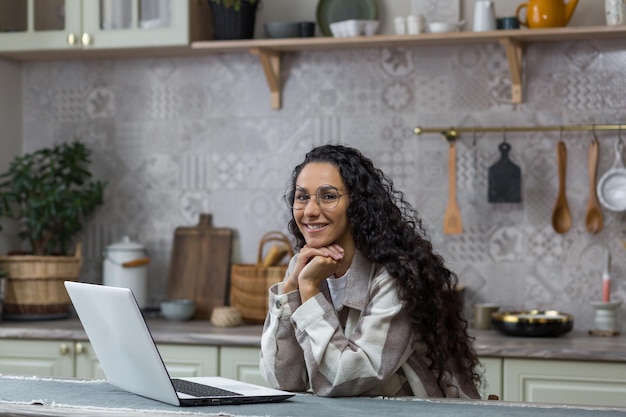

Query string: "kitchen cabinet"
[0, 339, 218, 379]
[0, 0, 208, 52]
[479, 357, 502, 400]
[219, 346, 267, 387]
[503, 358, 626, 407]
[0, 339, 100, 379]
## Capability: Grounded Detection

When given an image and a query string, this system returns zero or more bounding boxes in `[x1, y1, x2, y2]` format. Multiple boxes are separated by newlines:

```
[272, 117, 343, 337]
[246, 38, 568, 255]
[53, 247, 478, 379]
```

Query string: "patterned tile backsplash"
[21, 39, 626, 332]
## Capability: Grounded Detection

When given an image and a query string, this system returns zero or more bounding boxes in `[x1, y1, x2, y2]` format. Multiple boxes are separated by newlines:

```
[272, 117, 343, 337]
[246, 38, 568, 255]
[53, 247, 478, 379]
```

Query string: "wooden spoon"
[444, 141, 463, 235]
[551, 141, 572, 234]
[585, 138, 603, 234]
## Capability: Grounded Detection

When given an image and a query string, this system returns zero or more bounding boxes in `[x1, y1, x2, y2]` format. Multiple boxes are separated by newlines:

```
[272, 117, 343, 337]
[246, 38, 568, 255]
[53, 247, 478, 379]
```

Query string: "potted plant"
[0, 141, 106, 319]
[208, 0, 260, 40]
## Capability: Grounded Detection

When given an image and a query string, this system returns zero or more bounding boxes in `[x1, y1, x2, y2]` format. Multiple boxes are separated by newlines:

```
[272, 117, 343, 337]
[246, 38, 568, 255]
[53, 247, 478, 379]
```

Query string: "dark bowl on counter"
[492, 310, 574, 337]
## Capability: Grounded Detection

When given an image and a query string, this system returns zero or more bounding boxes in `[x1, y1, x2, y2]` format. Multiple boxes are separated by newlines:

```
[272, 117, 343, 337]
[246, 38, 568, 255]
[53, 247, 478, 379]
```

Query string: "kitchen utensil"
[551, 141, 572, 234]
[585, 137, 603, 233]
[516, 0, 579, 28]
[492, 310, 574, 337]
[597, 139, 626, 211]
[473, 0, 496, 32]
[488, 141, 521, 203]
[444, 141, 463, 235]
[103, 236, 150, 309]
[316, 0, 378, 37]
[166, 213, 233, 319]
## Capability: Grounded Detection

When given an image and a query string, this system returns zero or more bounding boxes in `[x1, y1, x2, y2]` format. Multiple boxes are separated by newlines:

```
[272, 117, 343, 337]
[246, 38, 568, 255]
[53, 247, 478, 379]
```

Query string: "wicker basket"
[230, 232, 294, 324]
[0, 244, 83, 319]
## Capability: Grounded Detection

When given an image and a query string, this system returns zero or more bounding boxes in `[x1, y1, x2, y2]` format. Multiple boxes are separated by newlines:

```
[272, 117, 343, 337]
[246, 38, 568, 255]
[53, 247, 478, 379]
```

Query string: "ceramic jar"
[606, 0, 626, 25]
[103, 236, 150, 308]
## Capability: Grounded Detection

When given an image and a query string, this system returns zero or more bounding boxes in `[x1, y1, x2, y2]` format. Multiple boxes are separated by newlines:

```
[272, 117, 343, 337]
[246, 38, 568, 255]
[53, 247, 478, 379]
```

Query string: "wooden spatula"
[444, 141, 463, 235]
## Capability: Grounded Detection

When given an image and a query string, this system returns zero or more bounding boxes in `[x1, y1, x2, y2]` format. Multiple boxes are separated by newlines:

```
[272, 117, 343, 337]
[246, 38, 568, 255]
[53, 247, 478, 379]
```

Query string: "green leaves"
[0, 141, 107, 256]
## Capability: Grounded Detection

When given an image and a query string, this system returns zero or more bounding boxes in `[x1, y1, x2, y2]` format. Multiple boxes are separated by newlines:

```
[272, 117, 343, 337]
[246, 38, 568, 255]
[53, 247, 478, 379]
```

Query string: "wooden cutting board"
[166, 213, 233, 319]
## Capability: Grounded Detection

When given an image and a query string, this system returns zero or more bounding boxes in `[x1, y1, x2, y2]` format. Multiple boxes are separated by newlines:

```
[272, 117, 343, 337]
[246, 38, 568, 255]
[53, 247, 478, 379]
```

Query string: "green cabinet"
[503, 358, 626, 407]
[0, 339, 218, 379]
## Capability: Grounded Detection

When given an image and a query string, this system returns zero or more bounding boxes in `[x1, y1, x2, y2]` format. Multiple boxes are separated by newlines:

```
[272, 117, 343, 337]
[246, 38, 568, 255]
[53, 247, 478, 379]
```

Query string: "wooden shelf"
[190, 25, 626, 109]
[3, 25, 626, 110]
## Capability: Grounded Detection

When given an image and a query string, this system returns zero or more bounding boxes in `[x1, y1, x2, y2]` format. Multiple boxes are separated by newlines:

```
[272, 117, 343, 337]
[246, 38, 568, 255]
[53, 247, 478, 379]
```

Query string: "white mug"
[606, 0, 626, 25]
[473, 0, 496, 32]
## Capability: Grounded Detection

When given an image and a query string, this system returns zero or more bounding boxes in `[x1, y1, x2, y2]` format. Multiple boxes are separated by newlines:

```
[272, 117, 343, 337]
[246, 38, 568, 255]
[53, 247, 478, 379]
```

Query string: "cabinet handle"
[67, 33, 78, 46]
[59, 343, 71, 356]
[81, 33, 93, 46]
[75, 343, 85, 355]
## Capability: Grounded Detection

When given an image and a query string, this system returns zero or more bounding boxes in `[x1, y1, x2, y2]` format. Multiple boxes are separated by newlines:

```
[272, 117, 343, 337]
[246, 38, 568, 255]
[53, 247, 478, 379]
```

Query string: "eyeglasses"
[288, 185, 349, 211]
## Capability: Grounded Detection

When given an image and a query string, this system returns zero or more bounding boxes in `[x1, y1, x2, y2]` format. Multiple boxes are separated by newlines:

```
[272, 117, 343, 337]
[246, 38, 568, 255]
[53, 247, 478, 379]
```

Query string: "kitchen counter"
[1, 318, 626, 362]
[1, 375, 625, 417]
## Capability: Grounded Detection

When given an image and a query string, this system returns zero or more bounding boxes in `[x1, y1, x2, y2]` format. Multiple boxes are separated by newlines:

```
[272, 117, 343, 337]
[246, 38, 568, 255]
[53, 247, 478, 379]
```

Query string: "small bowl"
[264, 22, 301, 38]
[428, 21, 462, 33]
[160, 299, 196, 321]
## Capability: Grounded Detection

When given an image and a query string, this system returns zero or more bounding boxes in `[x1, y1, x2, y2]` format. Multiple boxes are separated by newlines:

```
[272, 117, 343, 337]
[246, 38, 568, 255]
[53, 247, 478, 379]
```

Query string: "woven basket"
[0, 243, 83, 319]
[230, 231, 294, 324]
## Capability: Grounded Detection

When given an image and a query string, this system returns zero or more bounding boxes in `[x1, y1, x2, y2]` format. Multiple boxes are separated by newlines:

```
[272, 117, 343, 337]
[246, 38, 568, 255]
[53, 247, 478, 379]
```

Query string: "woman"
[259, 144, 481, 398]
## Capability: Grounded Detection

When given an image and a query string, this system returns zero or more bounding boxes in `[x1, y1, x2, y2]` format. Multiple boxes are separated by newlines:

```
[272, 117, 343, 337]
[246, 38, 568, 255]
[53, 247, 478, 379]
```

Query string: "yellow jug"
[516, 0, 579, 28]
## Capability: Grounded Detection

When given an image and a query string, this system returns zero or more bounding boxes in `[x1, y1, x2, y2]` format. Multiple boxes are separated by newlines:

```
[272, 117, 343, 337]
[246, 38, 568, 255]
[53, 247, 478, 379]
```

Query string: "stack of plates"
[316, 0, 378, 36]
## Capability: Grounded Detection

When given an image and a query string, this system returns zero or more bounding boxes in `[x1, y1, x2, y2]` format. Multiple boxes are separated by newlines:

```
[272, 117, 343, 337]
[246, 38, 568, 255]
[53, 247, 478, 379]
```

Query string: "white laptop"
[64, 281, 294, 407]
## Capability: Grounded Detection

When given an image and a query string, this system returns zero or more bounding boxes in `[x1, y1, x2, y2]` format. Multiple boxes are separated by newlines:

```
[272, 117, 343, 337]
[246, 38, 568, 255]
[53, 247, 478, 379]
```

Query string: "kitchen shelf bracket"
[499, 38, 523, 104]
[250, 48, 282, 110]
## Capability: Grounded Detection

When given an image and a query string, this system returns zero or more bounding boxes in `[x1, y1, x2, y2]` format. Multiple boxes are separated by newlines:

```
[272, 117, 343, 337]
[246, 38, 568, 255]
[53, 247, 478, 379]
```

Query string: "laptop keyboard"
[171, 379, 243, 397]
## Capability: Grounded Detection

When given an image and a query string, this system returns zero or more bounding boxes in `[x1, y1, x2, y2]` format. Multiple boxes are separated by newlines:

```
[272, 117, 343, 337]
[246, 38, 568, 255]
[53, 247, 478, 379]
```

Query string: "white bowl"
[160, 299, 195, 321]
[428, 21, 462, 33]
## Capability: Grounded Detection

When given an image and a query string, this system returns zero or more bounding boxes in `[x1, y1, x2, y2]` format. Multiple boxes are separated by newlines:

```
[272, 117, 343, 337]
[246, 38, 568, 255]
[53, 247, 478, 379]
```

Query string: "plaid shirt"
[259, 250, 480, 398]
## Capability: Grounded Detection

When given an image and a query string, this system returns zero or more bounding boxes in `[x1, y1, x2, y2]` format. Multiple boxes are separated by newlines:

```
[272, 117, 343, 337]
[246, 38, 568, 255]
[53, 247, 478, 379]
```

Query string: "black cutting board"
[488, 142, 521, 203]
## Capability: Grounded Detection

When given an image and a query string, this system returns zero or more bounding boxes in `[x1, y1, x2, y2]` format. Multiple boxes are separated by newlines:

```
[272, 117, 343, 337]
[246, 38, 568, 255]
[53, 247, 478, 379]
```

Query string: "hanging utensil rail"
[414, 123, 626, 141]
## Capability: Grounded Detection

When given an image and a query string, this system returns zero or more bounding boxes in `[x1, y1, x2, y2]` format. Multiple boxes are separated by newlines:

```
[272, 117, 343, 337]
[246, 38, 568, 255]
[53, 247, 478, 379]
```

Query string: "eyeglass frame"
[286, 185, 349, 211]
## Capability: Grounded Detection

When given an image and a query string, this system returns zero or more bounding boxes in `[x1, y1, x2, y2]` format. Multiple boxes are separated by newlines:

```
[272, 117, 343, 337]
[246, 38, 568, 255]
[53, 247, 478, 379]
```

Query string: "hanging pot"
[103, 236, 150, 308]
[597, 139, 626, 212]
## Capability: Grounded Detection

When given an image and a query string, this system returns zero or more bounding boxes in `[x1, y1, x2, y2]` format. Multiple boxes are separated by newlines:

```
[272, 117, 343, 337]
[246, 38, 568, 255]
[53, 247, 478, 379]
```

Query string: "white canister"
[103, 236, 150, 308]
[473, 0, 497, 32]
[606, 0, 626, 25]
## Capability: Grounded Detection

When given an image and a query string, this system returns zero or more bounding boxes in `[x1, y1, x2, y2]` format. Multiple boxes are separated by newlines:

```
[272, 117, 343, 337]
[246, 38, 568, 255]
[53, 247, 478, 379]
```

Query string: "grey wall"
[19, 37, 626, 331]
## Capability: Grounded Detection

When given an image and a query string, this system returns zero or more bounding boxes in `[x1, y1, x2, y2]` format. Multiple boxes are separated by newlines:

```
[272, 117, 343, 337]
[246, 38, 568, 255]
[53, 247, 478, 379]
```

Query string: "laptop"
[64, 281, 294, 406]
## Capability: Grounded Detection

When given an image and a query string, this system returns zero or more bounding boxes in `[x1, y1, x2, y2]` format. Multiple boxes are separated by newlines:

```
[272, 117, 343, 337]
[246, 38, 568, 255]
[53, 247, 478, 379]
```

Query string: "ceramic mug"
[496, 16, 520, 29]
[473, 0, 497, 31]
[473, 303, 500, 330]
[606, 0, 626, 25]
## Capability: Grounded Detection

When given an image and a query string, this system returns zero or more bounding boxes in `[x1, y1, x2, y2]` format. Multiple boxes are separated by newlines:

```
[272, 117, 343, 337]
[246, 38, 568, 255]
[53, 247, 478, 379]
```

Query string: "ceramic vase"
[606, 0, 626, 25]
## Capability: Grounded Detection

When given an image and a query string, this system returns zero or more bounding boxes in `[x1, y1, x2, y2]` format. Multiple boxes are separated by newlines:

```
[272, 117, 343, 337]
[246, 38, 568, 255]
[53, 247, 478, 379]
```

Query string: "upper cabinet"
[0, 0, 209, 52]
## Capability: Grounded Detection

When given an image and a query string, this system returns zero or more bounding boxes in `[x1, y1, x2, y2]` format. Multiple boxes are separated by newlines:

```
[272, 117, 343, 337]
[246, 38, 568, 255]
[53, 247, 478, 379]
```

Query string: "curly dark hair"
[286, 144, 481, 395]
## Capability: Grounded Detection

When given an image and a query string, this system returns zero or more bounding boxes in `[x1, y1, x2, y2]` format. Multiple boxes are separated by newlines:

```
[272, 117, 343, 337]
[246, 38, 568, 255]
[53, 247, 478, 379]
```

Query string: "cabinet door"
[219, 347, 268, 387]
[0, 0, 191, 52]
[504, 358, 626, 407]
[74, 342, 106, 379]
[81, 0, 190, 49]
[0, 339, 74, 377]
[478, 357, 502, 400]
[158, 344, 219, 378]
[0, 0, 82, 52]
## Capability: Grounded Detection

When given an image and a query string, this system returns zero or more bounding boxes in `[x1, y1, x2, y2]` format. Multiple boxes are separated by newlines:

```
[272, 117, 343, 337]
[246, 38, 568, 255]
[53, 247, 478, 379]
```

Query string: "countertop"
[1, 375, 626, 417]
[1, 318, 626, 362]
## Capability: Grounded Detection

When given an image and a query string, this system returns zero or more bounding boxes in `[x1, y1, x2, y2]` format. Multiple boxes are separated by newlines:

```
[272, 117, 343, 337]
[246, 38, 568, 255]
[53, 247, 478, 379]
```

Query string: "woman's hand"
[283, 245, 344, 300]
